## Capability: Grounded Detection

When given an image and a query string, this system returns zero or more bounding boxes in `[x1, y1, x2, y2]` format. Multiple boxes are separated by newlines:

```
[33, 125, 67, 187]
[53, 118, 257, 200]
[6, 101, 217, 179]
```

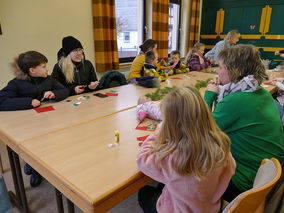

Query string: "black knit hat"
[62, 36, 83, 56]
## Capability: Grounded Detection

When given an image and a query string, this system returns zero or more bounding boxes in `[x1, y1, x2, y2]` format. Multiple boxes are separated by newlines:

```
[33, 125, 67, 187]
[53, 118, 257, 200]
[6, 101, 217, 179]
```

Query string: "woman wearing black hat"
[52, 36, 99, 95]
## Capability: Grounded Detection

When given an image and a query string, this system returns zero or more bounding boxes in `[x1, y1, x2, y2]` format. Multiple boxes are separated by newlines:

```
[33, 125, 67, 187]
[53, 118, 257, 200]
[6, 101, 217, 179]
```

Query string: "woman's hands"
[206, 78, 220, 94]
[88, 81, 99, 90]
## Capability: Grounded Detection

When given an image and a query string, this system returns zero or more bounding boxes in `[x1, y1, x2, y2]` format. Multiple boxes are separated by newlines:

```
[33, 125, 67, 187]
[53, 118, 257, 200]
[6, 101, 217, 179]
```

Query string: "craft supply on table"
[105, 92, 118, 96]
[34, 106, 55, 113]
[115, 131, 119, 144]
[72, 102, 81, 106]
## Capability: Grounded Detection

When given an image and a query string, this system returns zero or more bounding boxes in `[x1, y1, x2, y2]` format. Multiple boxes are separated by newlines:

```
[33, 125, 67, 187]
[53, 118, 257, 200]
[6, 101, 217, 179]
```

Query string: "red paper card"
[135, 119, 157, 131]
[34, 106, 55, 113]
[170, 77, 182, 80]
[263, 82, 272, 85]
[105, 92, 118, 96]
[137, 135, 150, 141]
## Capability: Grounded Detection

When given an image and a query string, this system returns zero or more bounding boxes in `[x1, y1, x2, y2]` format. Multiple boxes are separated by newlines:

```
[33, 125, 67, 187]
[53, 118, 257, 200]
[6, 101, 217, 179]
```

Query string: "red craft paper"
[170, 77, 182, 80]
[138, 135, 150, 146]
[105, 92, 118, 96]
[137, 135, 150, 141]
[34, 106, 55, 113]
[263, 82, 272, 85]
[135, 121, 157, 131]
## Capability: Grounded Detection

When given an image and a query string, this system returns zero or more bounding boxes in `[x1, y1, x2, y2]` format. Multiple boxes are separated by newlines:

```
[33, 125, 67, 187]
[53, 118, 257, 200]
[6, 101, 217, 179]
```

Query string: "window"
[115, 0, 145, 63]
[124, 32, 130, 42]
[168, 0, 181, 54]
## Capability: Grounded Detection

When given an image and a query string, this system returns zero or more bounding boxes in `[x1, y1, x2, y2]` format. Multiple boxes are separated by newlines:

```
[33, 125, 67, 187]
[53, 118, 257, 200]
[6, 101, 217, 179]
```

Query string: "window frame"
[118, 0, 146, 63]
[168, 0, 182, 57]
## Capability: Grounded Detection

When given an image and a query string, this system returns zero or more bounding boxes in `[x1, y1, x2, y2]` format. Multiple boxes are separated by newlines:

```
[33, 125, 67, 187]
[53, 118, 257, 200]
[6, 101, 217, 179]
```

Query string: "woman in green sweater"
[204, 44, 284, 201]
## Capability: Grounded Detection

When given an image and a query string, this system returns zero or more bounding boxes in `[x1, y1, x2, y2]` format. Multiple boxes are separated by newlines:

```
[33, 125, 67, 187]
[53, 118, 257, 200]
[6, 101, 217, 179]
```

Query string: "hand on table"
[31, 99, 41, 108]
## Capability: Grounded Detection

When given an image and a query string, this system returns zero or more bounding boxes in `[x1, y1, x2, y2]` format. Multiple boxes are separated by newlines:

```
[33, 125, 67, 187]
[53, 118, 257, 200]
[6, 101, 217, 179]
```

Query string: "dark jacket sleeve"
[84, 60, 98, 93]
[51, 64, 76, 95]
[50, 77, 70, 101]
[279, 50, 284, 54]
[0, 80, 33, 111]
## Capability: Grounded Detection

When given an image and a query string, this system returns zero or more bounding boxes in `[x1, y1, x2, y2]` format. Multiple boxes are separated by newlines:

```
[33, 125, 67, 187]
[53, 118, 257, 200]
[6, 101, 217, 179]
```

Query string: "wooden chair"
[222, 158, 282, 213]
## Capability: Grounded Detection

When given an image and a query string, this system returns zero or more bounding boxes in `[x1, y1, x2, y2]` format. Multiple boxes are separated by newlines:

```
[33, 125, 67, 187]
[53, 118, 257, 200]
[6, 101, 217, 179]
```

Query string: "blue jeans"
[275, 100, 284, 119]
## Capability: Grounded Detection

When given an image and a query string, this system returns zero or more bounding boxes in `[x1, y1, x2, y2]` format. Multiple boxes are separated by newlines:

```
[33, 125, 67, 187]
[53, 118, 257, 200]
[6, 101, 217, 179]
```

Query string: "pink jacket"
[137, 134, 236, 213]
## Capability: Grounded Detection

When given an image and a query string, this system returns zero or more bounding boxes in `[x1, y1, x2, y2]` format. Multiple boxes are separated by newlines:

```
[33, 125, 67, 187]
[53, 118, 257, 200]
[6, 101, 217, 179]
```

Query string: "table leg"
[7, 146, 29, 213]
[13, 151, 29, 213]
[7, 146, 23, 205]
[67, 198, 75, 213]
[55, 188, 64, 213]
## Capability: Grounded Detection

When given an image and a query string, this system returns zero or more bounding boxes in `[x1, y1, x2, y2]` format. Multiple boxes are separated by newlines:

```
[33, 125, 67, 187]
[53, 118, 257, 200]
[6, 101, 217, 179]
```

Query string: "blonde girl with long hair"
[184, 42, 211, 71]
[52, 36, 99, 95]
[137, 86, 236, 213]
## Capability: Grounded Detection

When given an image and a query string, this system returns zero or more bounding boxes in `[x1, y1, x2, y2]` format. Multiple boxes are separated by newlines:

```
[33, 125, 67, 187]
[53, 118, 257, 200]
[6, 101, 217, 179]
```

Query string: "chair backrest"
[222, 158, 282, 213]
[97, 70, 127, 90]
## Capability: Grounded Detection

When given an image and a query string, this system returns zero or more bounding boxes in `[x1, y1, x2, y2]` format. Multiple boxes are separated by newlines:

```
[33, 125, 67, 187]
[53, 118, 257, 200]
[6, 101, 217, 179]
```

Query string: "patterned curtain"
[188, 0, 201, 48]
[92, 0, 119, 72]
[152, 0, 169, 59]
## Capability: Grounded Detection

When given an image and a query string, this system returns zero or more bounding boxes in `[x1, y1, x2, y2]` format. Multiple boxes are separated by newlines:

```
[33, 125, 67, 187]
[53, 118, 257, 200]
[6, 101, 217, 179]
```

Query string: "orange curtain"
[92, 0, 119, 72]
[152, 0, 169, 59]
[188, 0, 201, 48]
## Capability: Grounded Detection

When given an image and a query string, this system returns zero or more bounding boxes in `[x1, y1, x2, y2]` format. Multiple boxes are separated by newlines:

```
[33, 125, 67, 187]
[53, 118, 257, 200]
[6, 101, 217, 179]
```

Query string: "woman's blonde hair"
[184, 43, 205, 66]
[218, 44, 269, 84]
[59, 55, 75, 83]
[153, 86, 231, 180]
[225, 30, 240, 42]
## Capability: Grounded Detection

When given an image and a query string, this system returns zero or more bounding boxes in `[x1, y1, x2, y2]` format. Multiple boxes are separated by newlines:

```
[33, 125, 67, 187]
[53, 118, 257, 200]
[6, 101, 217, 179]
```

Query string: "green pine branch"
[145, 86, 176, 101]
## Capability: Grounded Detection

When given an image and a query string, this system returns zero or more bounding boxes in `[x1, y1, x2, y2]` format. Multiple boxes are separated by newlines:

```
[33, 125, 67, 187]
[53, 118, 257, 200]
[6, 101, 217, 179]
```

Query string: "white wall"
[0, 0, 95, 89]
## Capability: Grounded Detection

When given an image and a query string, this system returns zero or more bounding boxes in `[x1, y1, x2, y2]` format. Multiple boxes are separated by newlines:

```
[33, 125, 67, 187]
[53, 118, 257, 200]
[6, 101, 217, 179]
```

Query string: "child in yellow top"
[143, 51, 168, 82]
[168, 50, 189, 74]
[128, 39, 157, 80]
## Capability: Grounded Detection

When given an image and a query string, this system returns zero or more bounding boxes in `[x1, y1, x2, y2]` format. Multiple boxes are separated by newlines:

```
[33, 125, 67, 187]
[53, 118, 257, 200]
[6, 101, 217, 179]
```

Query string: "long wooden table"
[0, 71, 278, 213]
[0, 84, 154, 152]
[19, 108, 153, 213]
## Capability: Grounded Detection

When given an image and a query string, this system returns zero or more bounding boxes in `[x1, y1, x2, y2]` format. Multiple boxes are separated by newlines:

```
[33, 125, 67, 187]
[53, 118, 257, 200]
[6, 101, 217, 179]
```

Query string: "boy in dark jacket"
[0, 51, 69, 111]
[0, 50, 69, 187]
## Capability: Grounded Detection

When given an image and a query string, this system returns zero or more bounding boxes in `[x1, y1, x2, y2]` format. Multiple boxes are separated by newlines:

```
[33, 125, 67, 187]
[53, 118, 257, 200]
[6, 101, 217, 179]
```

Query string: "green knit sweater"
[204, 88, 284, 192]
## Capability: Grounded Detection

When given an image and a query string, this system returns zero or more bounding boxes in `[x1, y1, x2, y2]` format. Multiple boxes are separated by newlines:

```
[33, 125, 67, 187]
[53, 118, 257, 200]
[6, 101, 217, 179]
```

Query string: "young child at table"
[143, 51, 168, 82]
[0, 51, 69, 187]
[0, 51, 69, 111]
[137, 86, 235, 213]
[184, 43, 211, 71]
[168, 50, 189, 74]
[272, 62, 284, 123]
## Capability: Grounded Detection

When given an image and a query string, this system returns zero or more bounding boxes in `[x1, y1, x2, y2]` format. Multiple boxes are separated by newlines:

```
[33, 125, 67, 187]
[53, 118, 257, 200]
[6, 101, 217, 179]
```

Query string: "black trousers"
[138, 183, 164, 213]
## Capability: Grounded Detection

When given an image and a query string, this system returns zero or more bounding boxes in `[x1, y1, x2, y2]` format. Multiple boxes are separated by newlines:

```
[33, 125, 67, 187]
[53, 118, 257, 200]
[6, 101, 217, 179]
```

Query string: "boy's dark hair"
[139, 39, 157, 53]
[17, 51, 48, 74]
[145, 51, 156, 63]
[171, 50, 180, 57]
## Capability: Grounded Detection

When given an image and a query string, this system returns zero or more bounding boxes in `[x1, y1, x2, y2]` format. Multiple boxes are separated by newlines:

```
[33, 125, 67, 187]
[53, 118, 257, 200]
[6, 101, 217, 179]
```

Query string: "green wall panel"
[266, 4, 284, 35]
[200, 0, 284, 60]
